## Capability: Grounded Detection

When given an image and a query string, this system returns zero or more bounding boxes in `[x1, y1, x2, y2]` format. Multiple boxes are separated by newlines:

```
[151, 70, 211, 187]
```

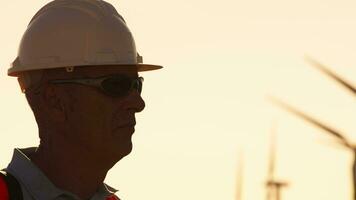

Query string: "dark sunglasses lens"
[101, 76, 131, 96]
[134, 79, 143, 94]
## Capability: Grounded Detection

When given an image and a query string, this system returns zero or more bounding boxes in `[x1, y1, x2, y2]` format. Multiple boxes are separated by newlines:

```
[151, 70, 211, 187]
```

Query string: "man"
[2, 0, 162, 199]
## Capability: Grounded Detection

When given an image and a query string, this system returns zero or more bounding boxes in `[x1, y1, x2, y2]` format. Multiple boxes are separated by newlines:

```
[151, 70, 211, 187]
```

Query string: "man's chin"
[115, 142, 133, 159]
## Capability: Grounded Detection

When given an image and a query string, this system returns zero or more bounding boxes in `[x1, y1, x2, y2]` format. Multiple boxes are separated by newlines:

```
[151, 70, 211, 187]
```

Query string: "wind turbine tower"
[266, 124, 288, 200]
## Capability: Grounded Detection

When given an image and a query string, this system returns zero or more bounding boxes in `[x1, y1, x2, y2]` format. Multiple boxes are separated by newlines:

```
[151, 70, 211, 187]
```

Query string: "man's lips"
[114, 122, 136, 130]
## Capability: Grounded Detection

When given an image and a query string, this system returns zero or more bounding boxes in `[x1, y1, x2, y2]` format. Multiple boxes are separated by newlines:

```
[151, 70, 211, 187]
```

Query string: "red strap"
[106, 194, 120, 200]
[0, 175, 9, 200]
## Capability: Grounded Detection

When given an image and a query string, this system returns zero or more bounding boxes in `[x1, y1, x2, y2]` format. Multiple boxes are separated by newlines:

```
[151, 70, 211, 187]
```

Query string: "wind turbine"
[303, 57, 356, 200]
[266, 123, 288, 200]
[270, 97, 356, 200]
[271, 57, 356, 199]
[286, 56, 356, 200]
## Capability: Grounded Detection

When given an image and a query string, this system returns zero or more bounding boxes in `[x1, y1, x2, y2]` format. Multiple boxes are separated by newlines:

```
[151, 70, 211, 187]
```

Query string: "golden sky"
[1, 0, 356, 199]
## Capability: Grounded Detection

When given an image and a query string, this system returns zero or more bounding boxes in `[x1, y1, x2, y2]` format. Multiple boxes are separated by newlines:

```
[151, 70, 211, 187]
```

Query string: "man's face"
[49, 66, 145, 161]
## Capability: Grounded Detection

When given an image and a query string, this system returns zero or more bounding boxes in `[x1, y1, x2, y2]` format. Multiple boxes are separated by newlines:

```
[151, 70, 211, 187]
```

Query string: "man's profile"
[1, 0, 162, 199]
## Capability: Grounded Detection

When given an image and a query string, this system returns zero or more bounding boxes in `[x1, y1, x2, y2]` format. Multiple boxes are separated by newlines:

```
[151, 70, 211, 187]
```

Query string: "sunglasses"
[49, 74, 144, 97]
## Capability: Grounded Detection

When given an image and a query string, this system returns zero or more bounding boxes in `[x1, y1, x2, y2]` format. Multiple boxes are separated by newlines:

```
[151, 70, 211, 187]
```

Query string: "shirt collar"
[6, 148, 118, 200]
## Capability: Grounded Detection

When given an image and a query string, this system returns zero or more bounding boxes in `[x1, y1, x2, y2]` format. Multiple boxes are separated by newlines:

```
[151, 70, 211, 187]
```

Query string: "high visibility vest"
[0, 170, 23, 200]
[0, 171, 121, 200]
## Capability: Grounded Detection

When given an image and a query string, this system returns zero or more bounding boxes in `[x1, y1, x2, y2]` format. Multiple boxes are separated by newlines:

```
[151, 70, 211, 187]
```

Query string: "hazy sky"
[1, 0, 356, 200]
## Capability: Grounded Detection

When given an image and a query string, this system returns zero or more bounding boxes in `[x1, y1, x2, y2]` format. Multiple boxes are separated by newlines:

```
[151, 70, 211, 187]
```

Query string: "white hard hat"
[8, 0, 162, 77]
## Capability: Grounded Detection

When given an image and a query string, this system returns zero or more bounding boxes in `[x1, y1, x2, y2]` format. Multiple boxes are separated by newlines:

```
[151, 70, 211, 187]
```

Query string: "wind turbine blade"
[353, 155, 356, 200]
[265, 123, 277, 200]
[305, 56, 356, 95]
[318, 138, 351, 151]
[236, 150, 243, 200]
[268, 123, 277, 181]
[269, 97, 351, 148]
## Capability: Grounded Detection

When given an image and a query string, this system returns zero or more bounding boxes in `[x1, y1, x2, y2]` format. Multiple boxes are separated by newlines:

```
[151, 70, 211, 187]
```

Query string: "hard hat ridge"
[29, 0, 125, 24]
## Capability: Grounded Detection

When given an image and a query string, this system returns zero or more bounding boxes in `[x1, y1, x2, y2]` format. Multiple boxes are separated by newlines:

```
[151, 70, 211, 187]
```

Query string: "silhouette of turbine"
[266, 123, 288, 200]
[269, 57, 356, 199]
[304, 57, 356, 200]
[270, 97, 356, 200]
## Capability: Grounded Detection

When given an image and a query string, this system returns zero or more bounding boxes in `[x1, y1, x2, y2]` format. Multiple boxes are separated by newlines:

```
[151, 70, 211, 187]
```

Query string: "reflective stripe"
[0, 175, 9, 200]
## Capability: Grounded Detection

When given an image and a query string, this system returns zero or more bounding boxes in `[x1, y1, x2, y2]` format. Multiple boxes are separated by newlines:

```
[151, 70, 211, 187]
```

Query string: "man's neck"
[29, 144, 111, 199]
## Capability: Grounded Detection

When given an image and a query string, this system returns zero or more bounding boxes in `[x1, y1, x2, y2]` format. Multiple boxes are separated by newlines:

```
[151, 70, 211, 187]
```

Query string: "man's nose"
[125, 90, 145, 113]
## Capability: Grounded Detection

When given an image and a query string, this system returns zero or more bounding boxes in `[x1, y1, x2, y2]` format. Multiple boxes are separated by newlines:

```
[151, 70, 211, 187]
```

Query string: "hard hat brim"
[136, 64, 163, 72]
[8, 63, 162, 77]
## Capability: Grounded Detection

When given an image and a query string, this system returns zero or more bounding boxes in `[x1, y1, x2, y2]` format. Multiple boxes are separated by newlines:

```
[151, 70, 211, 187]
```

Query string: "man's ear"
[42, 84, 68, 122]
